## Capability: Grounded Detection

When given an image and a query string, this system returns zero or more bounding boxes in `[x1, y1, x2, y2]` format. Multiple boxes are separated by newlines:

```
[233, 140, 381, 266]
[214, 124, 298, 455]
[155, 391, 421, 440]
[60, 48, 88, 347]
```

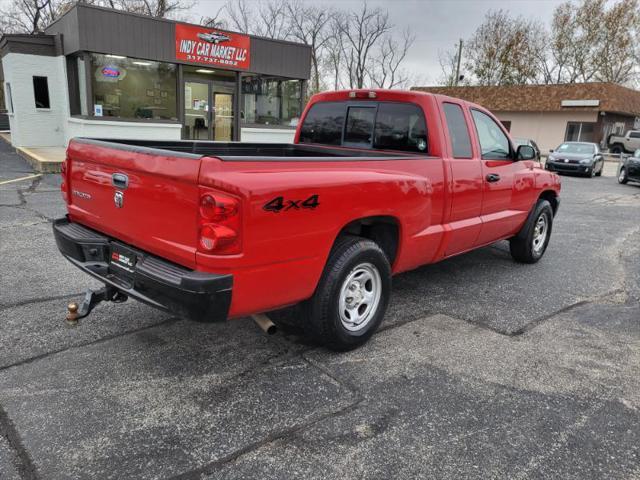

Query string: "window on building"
[90, 53, 177, 120]
[565, 122, 595, 142]
[443, 103, 473, 158]
[4, 83, 13, 113]
[33, 76, 50, 109]
[241, 76, 302, 127]
[471, 109, 511, 160]
[373, 103, 427, 152]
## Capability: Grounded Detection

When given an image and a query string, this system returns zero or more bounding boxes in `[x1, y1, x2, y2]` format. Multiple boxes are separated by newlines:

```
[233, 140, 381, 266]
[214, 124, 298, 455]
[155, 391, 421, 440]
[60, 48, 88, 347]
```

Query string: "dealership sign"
[176, 24, 250, 70]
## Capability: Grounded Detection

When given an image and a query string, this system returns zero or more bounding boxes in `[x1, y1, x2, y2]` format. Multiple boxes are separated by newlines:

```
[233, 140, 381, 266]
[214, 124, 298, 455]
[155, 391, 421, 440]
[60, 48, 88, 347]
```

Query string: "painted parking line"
[0, 174, 42, 186]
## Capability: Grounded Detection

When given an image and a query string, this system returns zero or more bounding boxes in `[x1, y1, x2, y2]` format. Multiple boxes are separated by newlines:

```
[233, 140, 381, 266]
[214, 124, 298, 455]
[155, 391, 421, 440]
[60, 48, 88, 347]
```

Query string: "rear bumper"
[53, 217, 232, 322]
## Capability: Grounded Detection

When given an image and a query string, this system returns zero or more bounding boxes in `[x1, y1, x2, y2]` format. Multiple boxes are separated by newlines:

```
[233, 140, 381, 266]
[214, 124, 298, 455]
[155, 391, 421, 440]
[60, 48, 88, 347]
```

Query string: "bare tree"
[255, 0, 288, 39]
[367, 28, 414, 89]
[438, 42, 463, 87]
[286, 0, 333, 94]
[323, 18, 345, 91]
[222, 0, 289, 39]
[335, 3, 392, 88]
[0, 0, 58, 34]
[0, 0, 193, 34]
[221, 0, 252, 33]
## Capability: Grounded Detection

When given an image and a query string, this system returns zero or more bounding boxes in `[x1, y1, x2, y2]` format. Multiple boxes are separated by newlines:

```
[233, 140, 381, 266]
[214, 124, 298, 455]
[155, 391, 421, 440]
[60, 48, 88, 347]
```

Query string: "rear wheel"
[610, 145, 624, 154]
[618, 167, 629, 184]
[510, 200, 554, 264]
[304, 236, 391, 351]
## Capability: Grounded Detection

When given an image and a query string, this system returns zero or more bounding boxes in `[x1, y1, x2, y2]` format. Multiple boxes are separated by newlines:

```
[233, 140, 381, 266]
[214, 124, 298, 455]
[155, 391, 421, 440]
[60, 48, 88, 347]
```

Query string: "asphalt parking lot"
[1, 143, 639, 480]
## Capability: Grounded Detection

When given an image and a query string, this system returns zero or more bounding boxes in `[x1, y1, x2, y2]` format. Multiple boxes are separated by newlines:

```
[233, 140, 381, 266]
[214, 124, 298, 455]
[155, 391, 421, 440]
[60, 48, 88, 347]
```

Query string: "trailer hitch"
[66, 286, 128, 326]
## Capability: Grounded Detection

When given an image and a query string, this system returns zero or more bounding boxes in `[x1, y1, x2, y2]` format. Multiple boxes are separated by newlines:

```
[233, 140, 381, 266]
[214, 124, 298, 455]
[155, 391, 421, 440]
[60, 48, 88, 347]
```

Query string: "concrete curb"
[15, 147, 63, 174]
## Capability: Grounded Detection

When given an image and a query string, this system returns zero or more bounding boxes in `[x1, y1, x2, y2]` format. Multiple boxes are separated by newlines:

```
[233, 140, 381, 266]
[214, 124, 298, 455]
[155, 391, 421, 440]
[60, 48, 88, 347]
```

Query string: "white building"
[0, 4, 311, 148]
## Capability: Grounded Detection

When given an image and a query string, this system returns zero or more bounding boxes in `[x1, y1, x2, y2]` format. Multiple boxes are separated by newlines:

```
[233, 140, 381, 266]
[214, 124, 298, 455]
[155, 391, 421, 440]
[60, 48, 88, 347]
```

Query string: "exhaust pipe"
[252, 314, 277, 335]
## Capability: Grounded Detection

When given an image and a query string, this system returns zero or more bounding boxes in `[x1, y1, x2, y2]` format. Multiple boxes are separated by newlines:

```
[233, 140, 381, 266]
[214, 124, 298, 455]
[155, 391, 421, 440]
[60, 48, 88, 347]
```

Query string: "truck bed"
[73, 138, 419, 161]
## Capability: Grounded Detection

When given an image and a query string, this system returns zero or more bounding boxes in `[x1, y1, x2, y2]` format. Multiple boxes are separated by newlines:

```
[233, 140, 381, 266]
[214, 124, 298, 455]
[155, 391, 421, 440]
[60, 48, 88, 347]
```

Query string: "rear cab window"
[299, 101, 428, 153]
[298, 102, 345, 145]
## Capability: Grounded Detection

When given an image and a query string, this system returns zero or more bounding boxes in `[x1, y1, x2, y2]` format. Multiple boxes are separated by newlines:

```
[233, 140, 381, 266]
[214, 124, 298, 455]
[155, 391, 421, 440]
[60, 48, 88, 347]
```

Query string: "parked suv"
[608, 130, 640, 154]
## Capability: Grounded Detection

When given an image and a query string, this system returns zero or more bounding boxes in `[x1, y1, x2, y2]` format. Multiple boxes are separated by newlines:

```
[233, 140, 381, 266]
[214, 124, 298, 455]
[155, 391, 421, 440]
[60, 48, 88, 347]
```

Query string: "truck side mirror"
[517, 145, 536, 160]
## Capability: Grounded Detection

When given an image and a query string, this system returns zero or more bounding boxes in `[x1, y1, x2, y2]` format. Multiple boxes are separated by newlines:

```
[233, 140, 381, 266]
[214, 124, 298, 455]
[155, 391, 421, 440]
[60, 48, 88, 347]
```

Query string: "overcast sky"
[192, 0, 567, 85]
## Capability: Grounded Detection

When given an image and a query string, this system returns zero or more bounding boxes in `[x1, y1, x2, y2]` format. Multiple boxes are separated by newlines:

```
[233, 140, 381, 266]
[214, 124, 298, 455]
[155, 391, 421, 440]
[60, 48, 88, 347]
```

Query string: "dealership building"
[413, 83, 640, 152]
[0, 4, 311, 148]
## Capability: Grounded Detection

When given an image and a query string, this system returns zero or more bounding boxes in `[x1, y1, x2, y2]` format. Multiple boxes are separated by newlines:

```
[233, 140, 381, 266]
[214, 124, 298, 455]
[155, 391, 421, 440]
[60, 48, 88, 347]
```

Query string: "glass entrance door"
[183, 80, 234, 141]
[184, 81, 211, 140]
[214, 93, 233, 141]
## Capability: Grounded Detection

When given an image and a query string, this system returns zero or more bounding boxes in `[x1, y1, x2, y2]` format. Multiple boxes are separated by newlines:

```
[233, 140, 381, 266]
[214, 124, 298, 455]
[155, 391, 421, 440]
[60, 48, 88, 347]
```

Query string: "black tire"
[304, 235, 391, 351]
[618, 167, 629, 184]
[595, 162, 603, 176]
[610, 144, 624, 154]
[509, 200, 554, 264]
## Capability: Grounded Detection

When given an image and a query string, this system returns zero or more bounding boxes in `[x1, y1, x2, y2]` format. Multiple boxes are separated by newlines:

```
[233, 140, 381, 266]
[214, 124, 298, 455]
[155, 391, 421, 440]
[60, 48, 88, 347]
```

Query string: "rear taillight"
[60, 155, 69, 203]
[198, 189, 241, 254]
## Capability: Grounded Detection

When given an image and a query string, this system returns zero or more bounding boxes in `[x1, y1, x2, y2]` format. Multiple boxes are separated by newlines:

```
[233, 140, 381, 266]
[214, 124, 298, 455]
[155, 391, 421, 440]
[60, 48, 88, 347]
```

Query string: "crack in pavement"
[0, 292, 85, 312]
[512, 398, 609, 480]
[0, 404, 39, 480]
[0, 316, 180, 374]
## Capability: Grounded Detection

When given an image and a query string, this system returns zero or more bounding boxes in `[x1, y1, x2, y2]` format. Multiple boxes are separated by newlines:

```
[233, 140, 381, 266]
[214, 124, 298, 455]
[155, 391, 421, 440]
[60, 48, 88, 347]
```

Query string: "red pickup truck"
[54, 89, 560, 350]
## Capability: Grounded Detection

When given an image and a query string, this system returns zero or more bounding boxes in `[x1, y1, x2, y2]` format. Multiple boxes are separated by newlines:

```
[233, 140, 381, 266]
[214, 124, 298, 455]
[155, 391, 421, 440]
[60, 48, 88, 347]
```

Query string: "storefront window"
[90, 54, 177, 120]
[565, 122, 595, 142]
[241, 76, 301, 127]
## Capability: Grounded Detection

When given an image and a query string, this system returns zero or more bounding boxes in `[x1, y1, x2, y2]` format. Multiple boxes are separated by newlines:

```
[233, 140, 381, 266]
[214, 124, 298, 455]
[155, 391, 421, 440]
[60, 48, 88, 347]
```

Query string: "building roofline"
[45, 3, 311, 51]
[412, 82, 640, 117]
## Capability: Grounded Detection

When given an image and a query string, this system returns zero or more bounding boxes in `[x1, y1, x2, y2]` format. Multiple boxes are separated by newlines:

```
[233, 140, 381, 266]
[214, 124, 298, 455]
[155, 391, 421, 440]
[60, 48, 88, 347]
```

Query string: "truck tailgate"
[65, 139, 202, 269]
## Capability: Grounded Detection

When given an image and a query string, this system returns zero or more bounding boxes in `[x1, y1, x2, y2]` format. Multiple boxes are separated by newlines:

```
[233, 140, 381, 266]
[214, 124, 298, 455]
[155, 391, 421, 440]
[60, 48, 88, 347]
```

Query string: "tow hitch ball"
[66, 286, 128, 326]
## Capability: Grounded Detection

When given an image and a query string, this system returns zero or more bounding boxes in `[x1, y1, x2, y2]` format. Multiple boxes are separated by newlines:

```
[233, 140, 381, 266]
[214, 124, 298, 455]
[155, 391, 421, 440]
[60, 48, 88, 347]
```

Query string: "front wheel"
[510, 200, 554, 264]
[618, 167, 629, 184]
[595, 162, 603, 176]
[305, 236, 391, 351]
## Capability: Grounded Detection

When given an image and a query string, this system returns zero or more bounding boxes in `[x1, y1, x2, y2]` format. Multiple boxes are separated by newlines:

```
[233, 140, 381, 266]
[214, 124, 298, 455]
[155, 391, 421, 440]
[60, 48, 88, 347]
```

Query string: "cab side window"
[471, 109, 511, 160]
[443, 102, 472, 158]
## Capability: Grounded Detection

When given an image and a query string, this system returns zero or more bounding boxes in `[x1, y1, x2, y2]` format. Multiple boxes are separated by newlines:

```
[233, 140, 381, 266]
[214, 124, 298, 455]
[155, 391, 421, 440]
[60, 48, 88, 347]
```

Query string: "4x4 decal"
[263, 194, 319, 213]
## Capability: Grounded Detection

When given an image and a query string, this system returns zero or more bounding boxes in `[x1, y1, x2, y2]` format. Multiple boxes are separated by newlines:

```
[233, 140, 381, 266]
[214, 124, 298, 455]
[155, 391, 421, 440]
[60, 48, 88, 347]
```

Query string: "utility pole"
[454, 39, 463, 86]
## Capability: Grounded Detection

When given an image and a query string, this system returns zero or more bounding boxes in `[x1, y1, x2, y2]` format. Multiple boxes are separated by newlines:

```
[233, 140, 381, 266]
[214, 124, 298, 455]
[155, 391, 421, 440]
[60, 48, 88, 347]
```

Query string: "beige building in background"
[412, 83, 640, 153]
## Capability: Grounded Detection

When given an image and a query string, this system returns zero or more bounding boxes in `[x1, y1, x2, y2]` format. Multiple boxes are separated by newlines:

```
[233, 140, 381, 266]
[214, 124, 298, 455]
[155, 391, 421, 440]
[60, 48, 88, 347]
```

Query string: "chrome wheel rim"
[338, 262, 382, 332]
[619, 169, 626, 182]
[532, 214, 548, 254]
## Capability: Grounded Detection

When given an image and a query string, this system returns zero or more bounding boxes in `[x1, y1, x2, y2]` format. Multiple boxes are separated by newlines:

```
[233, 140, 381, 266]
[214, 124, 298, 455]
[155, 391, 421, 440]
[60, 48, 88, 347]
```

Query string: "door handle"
[486, 173, 501, 183]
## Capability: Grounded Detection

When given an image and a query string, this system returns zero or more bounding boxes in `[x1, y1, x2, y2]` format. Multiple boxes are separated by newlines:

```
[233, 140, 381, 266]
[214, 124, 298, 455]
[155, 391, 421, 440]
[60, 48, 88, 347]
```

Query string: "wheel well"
[539, 190, 559, 214]
[336, 216, 400, 265]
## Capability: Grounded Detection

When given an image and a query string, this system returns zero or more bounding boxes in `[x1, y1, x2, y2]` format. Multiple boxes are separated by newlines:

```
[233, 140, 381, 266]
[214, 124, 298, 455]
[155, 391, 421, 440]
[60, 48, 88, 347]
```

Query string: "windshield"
[556, 143, 595, 154]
